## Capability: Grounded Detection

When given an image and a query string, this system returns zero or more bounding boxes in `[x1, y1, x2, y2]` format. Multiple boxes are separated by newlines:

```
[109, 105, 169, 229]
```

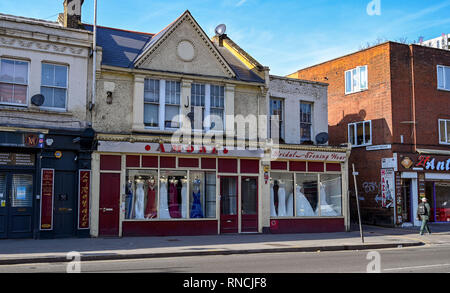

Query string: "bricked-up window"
[437, 65, 450, 91]
[300, 102, 313, 143]
[41, 63, 68, 110]
[345, 65, 368, 94]
[348, 120, 372, 147]
[0, 58, 29, 106]
[439, 119, 450, 144]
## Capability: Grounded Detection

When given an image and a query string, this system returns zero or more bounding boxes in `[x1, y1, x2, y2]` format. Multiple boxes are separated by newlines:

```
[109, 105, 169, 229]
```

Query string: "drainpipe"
[409, 45, 417, 153]
[90, 0, 97, 111]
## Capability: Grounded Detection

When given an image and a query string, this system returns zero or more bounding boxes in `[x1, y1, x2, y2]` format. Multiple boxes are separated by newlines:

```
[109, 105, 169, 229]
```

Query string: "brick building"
[289, 42, 450, 227]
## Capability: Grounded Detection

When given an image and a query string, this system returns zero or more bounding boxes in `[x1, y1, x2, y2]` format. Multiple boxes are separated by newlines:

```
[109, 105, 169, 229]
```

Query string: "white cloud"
[236, 0, 247, 7]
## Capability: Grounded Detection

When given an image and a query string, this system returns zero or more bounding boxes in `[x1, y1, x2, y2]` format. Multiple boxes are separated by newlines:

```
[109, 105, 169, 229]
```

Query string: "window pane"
[0, 59, 15, 83]
[161, 170, 187, 219]
[345, 70, 352, 93]
[41, 87, 54, 108]
[144, 79, 159, 103]
[356, 123, 364, 145]
[165, 81, 180, 105]
[446, 121, 450, 143]
[125, 170, 158, 220]
[191, 83, 205, 106]
[41, 63, 55, 87]
[210, 108, 224, 130]
[221, 177, 237, 215]
[445, 67, 450, 90]
[348, 124, 355, 145]
[12, 174, 33, 207]
[165, 105, 180, 128]
[0, 83, 13, 104]
[14, 61, 28, 84]
[360, 66, 367, 90]
[364, 121, 371, 144]
[319, 174, 342, 216]
[53, 88, 66, 108]
[54, 65, 67, 88]
[144, 103, 159, 127]
[270, 173, 294, 217]
[352, 68, 359, 92]
[13, 84, 27, 105]
[189, 171, 217, 219]
[300, 123, 312, 142]
[295, 173, 318, 217]
[242, 177, 258, 215]
[437, 66, 444, 89]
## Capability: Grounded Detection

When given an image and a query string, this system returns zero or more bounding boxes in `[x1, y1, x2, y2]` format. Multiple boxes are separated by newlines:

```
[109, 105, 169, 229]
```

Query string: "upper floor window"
[209, 85, 224, 131]
[164, 80, 181, 129]
[0, 58, 28, 106]
[348, 120, 372, 147]
[191, 83, 206, 130]
[437, 65, 450, 91]
[144, 79, 160, 127]
[41, 63, 68, 110]
[270, 98, 285, 141]
[300, 102, 313, 143]
[345, 65, 368, 94]
[439, 119, 450, 144]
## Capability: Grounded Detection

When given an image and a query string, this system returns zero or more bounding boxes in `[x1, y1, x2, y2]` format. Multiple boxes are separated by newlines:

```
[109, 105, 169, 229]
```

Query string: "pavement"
[0, 224, 449, 265]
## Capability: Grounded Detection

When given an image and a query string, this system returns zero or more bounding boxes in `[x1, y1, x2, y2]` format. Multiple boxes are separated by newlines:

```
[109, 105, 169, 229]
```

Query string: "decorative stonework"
[0, 36, 85, 56]
[176, 40, 196, 62]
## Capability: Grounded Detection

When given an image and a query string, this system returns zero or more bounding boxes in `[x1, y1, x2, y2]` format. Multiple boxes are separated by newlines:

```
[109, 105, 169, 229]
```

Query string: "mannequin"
[181, 178, 187, 218]
[270, 181, 277, 217]
[273, 180, 279, 215]
[190, 178, 204, 218]
[286, 191, 294, 217]
[317, 182, 339, 216]
[159, 177, 170, 219]
[125, 180, 134, 219]
[145, 178, 157, 219]
[134, 179, 145, 219]
[296, 184, 315, 216]
[169, 178, 181, 218]
[277, 179, 287, 217]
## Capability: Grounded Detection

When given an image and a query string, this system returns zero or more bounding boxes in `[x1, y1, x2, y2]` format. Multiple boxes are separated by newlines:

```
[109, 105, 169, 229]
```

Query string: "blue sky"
[1, 0, 449, 76]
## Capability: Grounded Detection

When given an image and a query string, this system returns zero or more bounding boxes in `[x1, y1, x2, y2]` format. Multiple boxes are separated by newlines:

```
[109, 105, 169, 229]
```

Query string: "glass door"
[220, 176, 238, 234]
[9, 173, 34, 238]
[241, 177, 258, 233]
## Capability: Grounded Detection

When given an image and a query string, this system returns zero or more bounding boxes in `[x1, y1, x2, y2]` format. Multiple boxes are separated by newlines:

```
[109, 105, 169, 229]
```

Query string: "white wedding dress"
[296, 185, 315, 217]
[134, 181, 145, 219]
[270, 183, 277, 217]
[278, 182, 287, 217]
[286, 193, 293, 216]
[159, 180, 171, 219]
[317, 183, 339, 216]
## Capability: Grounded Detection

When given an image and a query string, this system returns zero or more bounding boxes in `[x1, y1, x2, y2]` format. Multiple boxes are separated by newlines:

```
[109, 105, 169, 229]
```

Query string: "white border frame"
[0, 57, 30, 107]
[438, 119, 450, 145]
[39, 168, 54, 231]
[77, 169, 91, 230]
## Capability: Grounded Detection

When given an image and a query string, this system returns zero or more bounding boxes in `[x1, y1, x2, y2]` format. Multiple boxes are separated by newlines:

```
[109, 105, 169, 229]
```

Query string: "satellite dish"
[31, 94, 45, 106]
[215, 24, 226, 36]
[315, 132, 329, 145]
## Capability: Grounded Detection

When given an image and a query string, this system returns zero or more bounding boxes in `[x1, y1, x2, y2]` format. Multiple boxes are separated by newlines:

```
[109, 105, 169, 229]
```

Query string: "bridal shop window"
[160, 170, 188, 219]
[189, 172, 216, 219]
[125, 170, 159, 220]
[270, 173, 294, 217]
[318, 174, 342, 216]
[295, 174, 319, 217]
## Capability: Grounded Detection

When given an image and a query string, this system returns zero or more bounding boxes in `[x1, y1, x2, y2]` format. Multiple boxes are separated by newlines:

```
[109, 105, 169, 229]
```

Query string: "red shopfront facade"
[94, 140, 264, 237]
[267, 147, 350, 234]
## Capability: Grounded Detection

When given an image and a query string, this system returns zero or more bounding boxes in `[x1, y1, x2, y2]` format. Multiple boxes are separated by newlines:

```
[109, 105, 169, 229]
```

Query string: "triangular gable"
[133, 10, 236, 78]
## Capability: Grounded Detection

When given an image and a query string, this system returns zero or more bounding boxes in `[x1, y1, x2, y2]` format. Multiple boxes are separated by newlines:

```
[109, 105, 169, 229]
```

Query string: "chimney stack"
[59, 0, 84, 29]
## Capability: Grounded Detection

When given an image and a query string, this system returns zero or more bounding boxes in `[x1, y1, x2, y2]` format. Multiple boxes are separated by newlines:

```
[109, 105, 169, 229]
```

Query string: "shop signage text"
[40, 169, 54, 231]
[415, 156, 450, 172]
[271, 149, 347, 162]
[78, 170, 91, 229]
[0, 153, 35, 166]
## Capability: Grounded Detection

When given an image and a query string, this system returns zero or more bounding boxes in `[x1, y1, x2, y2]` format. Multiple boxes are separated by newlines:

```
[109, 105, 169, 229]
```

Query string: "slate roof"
[83, 20, 264, 84]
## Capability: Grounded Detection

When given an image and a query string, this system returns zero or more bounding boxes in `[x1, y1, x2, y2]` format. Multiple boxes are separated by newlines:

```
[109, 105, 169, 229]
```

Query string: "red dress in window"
[145, 183, 157, 219]
[169, 182, 181, 218]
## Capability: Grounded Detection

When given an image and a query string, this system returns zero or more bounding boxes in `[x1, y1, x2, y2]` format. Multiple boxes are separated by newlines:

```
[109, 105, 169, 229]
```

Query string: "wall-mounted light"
[106, 91, 113, 104]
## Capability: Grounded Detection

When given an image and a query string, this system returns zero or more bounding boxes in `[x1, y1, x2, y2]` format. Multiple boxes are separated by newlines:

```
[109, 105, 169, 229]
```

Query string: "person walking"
[417, 197, 431, 235]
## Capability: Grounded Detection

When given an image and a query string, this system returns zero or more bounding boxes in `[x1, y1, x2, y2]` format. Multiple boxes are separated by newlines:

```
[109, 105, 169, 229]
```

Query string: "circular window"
[176, 40, 196, 62]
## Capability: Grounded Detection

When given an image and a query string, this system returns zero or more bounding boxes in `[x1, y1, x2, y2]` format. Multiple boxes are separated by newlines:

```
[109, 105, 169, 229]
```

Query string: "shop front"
[398, 154, 450, 226]
[267, 146, 351, 233]
[0, 130, 44, 239]
[92, 139, 264, 237]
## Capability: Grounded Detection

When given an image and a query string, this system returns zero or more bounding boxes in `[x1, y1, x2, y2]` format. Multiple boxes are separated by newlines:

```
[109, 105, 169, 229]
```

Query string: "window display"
[125, 170, 158, 220]
[270, 173, 294, 217]
[296, 174, 318, 217]
[189, 172, 216, 218]
[162, 170, 187, 219]
[318, 174, 342, 216]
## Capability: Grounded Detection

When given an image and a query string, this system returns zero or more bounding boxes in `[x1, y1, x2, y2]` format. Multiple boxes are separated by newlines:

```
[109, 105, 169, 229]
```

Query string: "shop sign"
[0, 153, 35, 166]
[78, 170, 91, 230]
[40, 169, 54, 231]
[271, 149, 347, 162]
[395, 173, 402, 225]
[381, 169, 395, 208]
[415, 156, 450, 172]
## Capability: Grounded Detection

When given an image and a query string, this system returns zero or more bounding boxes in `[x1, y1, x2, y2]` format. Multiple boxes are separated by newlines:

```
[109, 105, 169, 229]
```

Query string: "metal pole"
[352, 164, 364, 244]
[91, 0, 97, 109]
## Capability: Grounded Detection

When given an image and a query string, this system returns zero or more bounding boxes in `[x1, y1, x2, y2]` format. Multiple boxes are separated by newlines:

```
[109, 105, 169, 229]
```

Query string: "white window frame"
[438, 119, 450, 145]
[143, 78, 160, 128]
[437, 65, 450, 91]
[0, 58, 30, 107]
[208, 84, 225, 133]
[345, 65, 368, 95]
[269, 97, 285, 140]
[40, 62, 69, 112]
[348, 120, 372, 147]
[300, 101, 313, 143]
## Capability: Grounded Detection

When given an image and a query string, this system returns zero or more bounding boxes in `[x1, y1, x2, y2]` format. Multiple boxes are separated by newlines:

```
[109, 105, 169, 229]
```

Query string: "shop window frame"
[438, 119, 450, 145]
[0, 57, 30, 107]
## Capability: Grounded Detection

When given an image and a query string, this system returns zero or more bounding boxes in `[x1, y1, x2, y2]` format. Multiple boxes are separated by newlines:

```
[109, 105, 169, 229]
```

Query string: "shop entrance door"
[220, 176, 238, 234]
[0, 172, 34, 239]
[53, 171, 76, 237]
[241, 177, 258, 233]
[99, 173, 120, 237]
